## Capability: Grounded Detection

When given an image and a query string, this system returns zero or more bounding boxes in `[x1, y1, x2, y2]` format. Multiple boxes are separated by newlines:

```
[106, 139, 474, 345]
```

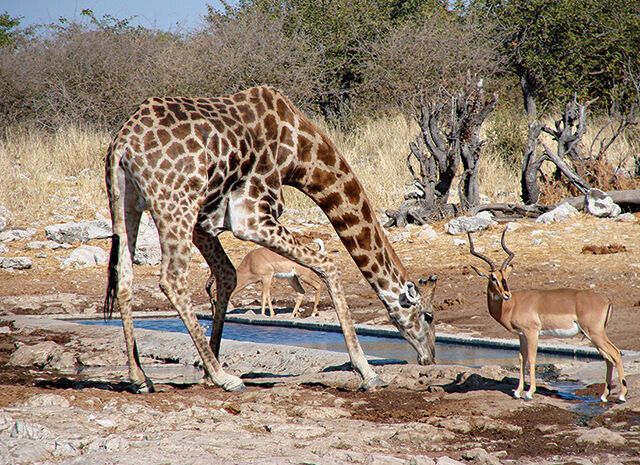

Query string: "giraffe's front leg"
[192, 226, 236, 360]
[231, 209, 384, 391]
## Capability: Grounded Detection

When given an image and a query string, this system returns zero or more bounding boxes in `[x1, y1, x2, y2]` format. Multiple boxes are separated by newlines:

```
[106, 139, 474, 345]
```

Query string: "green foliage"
[215, 0, 448, 116]
[0, 12, 21, 48]
[472, 0, 640, 110]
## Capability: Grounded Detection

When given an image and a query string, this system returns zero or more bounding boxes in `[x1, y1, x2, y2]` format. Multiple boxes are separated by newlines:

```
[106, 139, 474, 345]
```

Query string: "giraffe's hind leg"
[232, 214, 383, 390]
[192, 225, 237, 360]
[153, 211, 244, 392]
[107, 167, 151, 393]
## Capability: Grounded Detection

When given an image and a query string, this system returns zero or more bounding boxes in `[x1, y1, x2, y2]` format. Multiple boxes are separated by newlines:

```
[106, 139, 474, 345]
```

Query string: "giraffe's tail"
[103, 141, 125, 321]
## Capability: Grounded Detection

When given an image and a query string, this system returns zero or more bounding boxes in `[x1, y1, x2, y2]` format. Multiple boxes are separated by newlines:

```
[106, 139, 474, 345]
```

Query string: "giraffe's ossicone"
[104, 86, 437, 392]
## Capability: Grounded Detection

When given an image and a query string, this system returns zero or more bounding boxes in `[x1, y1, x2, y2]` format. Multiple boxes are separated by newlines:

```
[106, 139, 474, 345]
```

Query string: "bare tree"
[385, 78, 498, 227]
[521, 91, 639, 206]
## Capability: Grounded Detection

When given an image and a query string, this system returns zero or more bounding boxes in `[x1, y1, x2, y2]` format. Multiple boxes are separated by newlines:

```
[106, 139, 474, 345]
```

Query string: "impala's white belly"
[274, 270, 296, 279]
[539, 321, 581, 338]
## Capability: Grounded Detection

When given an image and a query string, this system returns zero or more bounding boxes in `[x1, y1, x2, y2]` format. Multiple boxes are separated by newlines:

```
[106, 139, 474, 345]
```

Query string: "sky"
[1, 0, 229, 32]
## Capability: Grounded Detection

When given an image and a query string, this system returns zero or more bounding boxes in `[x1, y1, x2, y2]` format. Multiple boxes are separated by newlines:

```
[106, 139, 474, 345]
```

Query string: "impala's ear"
[399, 281, 419, 308]
[418, 275, 437, 302]
[470, 265, 488, 278]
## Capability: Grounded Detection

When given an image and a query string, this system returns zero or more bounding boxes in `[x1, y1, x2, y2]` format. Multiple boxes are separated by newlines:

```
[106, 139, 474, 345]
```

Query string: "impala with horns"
[230, 239, 327, 317]
[467, 228, 627, 402]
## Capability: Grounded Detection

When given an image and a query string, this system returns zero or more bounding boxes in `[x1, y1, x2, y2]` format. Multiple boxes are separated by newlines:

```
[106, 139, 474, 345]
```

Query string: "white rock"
[0, 205, 10, 232]
[452, 238, 466, 246]
[95, 418, 117, 428]
[134, 214, 161, 265]
[535, 203, 579, 224]
[504, 222, 521, 232]
[417, 225, 438, 241]
[585, 189, 621, 218]
[61, 245, 108, 269]
[436, 457, 466, 465]
[576, 427, 626, 446]
[616, 212, 636, 223]
[19, 393, 70, 408]
[25, 240, 71, 250]
[445, 212, 496, 235]
[0, 228, 37, 242]
[10, 421, 52, 440]
[0, 257, 32, 270]
[45, 220, 112, 244]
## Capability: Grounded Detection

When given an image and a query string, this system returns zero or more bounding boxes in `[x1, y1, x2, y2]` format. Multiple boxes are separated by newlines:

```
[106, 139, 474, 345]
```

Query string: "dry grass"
[0, 111, 636, 226]
[0, 125, 110, 225]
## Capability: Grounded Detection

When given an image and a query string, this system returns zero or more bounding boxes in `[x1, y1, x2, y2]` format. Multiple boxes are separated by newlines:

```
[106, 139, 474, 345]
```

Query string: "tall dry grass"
[1, 110, 636, 226]
[0, 125, 110, 225]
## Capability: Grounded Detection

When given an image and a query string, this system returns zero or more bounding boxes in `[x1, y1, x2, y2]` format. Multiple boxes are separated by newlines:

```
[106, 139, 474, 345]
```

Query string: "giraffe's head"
[385, 275, 437, 365]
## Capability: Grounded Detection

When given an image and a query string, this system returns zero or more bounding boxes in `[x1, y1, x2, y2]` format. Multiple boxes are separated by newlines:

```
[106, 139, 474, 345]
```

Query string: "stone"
[10, 421, 52, 440]
[0, 257, 32, 270]
[585, 189, 621, 218]
[616, 212, 636, 223]
[45, 219, 112, 244]
[0, 293, 86, 313]
[61, 245, 108, 268]
[417, 224, 438, 241]
[133, 213, 161, 266]
[0, 205, 11, 232]
[436, 457, 465, 465]
[445, 212, 496, 235]
[576, 427, 626, 446]
[391, 424, 455, 444]
[8, 340, 76, 370]
[25, 240, 72, 250]
[406, 457, 437, 465]
[461, 448, 502, 465]
[535, 203, 579, 224]
[366, 453, 406, 465]
[18, 393, 70, 408]
[0, 228, 37, 242]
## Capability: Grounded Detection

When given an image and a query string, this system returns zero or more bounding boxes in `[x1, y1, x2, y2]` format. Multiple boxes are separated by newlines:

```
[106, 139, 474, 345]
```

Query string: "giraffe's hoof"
[132, 378, 155, 394]
[222, 376, 246, 392]
[524, 392, 534, 401]
[619, 394, 626, 403]
[600, 394, 609, 403]
[513, 390, 522, 399]
[359, 376, 388, 392]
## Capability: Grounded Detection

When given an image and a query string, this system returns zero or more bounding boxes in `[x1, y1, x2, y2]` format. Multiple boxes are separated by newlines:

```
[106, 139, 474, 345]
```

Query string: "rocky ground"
[1, 206, 640, 464]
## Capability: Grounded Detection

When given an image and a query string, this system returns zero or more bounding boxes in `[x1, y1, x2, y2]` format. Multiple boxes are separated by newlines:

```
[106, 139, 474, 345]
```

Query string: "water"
[77, 317, 585, 367]
[76, 317, 609, 416]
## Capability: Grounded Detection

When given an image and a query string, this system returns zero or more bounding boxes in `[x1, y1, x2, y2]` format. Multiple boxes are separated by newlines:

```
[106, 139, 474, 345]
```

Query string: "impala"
[230, 239, 326, 317]
[467, 229, 627, 402]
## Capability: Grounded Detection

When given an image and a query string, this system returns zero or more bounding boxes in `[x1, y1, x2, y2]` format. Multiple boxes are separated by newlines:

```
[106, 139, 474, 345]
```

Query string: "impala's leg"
[260, 274, 274, 316]
[287, 276, 305, 317]
[514, 334, 528, 399]
[591, 334, 627, 402]
[306, 279, 322, 317]
[153, 212, 244, 392]
[524, 331, 539, 400]
[192, 226, 236, 359]
[232, 213, 383, 390]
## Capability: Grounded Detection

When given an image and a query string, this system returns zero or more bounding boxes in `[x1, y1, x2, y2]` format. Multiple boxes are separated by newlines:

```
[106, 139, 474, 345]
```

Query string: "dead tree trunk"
[385, 78, 497, 227]
[521, 121, 545, 204]
[520, 96, 593, 204]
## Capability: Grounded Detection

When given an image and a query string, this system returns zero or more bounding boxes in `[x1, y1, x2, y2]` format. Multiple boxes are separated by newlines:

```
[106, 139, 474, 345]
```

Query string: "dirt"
[1, 213, 640, 463]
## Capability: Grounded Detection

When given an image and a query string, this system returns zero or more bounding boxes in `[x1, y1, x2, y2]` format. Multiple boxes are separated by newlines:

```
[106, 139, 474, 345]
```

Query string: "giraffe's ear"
[399, 281, 419, 308]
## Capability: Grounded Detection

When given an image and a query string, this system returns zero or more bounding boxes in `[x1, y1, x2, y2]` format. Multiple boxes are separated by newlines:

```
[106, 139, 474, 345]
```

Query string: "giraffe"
[104, 86, 437, 393]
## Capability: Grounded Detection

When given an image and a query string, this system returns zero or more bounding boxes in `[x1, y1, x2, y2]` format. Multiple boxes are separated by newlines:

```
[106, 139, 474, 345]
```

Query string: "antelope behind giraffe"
[104, 86, 437, 393]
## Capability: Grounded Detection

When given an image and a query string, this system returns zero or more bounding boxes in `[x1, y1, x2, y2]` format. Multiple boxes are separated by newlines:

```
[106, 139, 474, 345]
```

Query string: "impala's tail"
[604, 303, 613, 328]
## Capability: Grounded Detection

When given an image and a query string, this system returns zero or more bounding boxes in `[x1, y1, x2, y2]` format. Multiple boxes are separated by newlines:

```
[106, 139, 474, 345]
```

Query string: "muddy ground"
[1, 212, 640, 464]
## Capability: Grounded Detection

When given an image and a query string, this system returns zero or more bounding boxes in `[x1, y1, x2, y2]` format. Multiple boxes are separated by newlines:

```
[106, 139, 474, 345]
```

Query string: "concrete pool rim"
[46, 310, 640, 360]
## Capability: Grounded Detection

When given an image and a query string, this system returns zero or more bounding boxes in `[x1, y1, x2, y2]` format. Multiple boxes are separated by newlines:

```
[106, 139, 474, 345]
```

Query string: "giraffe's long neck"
[285, 125, 408, 304]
